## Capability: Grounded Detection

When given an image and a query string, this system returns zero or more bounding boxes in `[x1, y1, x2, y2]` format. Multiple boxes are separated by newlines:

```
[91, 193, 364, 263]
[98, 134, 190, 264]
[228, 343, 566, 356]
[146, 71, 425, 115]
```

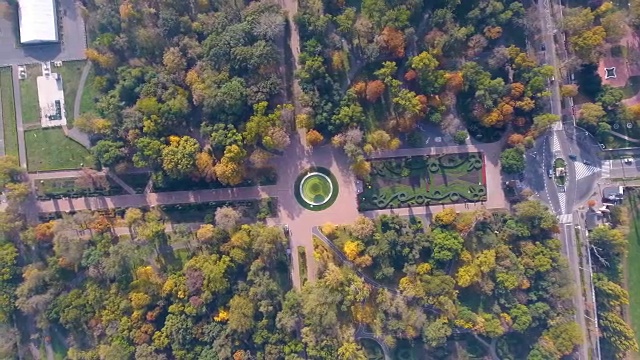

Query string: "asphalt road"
[602, 158, 640, 179]
[536, 0, 593, 358]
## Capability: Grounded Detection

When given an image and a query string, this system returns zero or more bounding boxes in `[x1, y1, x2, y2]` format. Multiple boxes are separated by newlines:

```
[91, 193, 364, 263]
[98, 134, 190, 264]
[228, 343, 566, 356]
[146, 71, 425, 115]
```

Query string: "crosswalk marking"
[552, 134, 561, 153]
[558, 214, 573, 223]
[558, 192, 566, 214]
[574, 162, 601, 180]
[601, 160, 611, 179]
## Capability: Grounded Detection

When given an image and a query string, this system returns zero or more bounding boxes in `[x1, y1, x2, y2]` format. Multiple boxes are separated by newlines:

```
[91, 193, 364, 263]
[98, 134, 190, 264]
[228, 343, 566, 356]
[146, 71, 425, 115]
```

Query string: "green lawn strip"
[294, 167, 339, 211]
[19, 64, 40, 124]
[621, 76, 640, 99]
[0, 67, 19, 157]
[79, 64, 97, 116]
[157, 199, 265, 223]
[625, 194, 640, 349]
[55, 60, 87, 126]
[297, 246, 308, 285]
[34, 177, 126, 200]
[25, 128, 91, 171]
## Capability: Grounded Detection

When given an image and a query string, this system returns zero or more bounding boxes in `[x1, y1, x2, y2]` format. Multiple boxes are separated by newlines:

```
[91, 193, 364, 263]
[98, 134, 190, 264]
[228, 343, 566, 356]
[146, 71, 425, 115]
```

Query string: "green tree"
[133, 137, 165, 168]
[500, 148, 525, 174]
[93, 140, 125, 167]
[228, 294, 255, 334]
[430, 228, 464, 262]
[161, 136, 200, 179]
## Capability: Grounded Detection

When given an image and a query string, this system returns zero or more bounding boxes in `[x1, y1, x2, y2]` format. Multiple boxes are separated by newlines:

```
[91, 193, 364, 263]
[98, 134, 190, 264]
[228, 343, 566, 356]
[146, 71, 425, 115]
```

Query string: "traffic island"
[294, 167, 339, 211]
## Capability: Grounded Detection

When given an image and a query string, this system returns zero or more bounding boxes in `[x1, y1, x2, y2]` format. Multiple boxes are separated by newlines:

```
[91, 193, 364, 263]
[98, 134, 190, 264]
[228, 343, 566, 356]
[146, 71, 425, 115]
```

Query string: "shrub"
[453, 130, 469, 144]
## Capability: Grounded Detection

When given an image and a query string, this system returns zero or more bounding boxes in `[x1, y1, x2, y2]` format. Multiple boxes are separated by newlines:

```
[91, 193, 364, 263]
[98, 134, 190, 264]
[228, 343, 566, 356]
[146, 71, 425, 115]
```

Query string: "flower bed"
[358, 153, 487, 210]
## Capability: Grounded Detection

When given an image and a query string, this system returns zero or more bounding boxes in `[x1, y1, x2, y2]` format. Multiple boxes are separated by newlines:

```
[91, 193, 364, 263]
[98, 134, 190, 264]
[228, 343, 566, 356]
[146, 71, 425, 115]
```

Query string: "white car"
[624, 158, 634, 165]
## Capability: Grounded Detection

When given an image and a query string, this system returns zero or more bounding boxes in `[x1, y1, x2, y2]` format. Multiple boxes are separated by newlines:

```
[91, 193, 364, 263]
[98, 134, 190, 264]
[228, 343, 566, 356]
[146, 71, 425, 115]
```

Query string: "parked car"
[283, 224, 290, 235]
[568, 154, 577, 161]
[624, 158, 634, 165]
[583, 160, 592, 166]
[548, 169, 554, 178]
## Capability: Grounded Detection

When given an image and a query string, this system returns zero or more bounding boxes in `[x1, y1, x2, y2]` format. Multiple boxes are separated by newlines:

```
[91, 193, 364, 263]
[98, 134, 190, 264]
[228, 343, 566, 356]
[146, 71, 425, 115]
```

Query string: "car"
[624, 158, 634, 165]
[541, 44, 546, 51]
[583, 160, 592, 166]
[283, 224, 290, 235]
[550, 76, 555, 82]
[568, 154, 577, 161]
[548, 169, 554, 178]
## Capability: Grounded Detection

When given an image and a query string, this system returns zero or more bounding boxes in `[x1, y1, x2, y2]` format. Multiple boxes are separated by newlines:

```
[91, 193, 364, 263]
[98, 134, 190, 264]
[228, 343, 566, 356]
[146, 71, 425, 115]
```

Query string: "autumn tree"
[379, 27, 405, 58]
[561, 84, 579, 98]
[306, 129, 324, 146]
[215, 206, 241, 232]
[365, 80, 385, 103]
[162, 136, 200, 179]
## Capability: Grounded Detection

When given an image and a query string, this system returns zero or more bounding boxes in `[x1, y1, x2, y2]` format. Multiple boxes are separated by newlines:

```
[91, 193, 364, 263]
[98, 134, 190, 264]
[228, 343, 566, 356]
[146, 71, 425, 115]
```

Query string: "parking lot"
[0, 0, 86, 66]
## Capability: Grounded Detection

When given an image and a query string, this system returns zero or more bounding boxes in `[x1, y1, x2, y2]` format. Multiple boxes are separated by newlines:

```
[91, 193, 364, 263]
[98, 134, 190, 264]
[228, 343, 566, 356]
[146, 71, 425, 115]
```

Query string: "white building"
[17, 0, 59, 44]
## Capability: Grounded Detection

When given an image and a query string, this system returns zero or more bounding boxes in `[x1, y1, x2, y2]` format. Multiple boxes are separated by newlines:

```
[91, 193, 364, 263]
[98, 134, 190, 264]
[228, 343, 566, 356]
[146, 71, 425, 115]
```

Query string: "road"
[601, 158, 640, 179]
[536, 0, 595, 358]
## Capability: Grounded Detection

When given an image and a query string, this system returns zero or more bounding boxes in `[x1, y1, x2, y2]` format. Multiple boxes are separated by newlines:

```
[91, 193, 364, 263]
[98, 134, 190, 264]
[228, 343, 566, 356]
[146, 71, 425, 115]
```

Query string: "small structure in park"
[37, 62, 67, 128]
[604, 67, 617, 79]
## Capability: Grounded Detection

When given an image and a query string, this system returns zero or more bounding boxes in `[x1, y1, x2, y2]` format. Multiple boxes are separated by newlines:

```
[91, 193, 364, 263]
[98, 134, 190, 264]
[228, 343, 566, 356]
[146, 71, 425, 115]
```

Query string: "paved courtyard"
[0, 0, 86, 66]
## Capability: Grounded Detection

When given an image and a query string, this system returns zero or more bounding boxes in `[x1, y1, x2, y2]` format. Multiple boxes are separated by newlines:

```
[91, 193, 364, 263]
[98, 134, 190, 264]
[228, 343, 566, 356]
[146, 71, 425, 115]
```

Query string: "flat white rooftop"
[18, 0, 59, 44]
[37, 62, 66, 128]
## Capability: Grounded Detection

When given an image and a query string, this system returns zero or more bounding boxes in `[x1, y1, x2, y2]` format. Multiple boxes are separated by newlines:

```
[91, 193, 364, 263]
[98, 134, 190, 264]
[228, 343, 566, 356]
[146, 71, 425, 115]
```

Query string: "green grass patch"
[294, 167, 339, 211]
[19, 64, 41, 124]
[156, 198, 277, 224]
[79, 64, 98, 116]
[621, 76, 640, 99]
[625, 193, 640, 349]
[25, 128, 91, 171]
[0, 67, 18, 157]
[34, 177, 126, 200]
[301, 173, 332, 204]
[359, 153, 486, 211]
[297, 246, 307, 285]
[55, 60, 87, 126]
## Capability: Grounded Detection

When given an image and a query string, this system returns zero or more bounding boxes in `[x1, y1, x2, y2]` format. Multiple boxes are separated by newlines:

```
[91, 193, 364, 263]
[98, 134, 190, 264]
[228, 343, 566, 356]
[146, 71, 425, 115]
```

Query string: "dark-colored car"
[583, 160, 592, 166]
[568, 154, 577, 161]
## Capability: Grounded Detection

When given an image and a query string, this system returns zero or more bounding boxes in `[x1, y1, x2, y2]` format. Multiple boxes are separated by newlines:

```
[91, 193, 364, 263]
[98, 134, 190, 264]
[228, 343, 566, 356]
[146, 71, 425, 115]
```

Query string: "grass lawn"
[35, 177, 126, 200]
[359, 153, 486, 211]
[55, 60, 87, 126]
[0, 67, 19, 157]
[79, 64, 98, 116]
[300, 173, 332, 203]
[625, 193, 640, 351]
[297, 246, 307, 285]
[621, 76, 640, 99]
[25, 128, 90, 171]
[19, 64, 41, 124]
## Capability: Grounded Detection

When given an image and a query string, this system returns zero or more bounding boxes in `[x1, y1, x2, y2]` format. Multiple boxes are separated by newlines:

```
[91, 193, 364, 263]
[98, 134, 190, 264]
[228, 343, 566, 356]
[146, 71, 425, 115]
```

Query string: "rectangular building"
[18, 0, 59, 44]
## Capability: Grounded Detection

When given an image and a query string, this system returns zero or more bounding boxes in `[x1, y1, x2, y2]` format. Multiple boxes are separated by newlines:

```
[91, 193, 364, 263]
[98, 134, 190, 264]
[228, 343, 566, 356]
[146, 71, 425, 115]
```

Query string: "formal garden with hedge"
[358, 153, 487, 210]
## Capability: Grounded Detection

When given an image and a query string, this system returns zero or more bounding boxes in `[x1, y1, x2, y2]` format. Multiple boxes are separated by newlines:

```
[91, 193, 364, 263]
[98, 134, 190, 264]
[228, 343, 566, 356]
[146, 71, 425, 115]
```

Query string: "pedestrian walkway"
[574, 162, 600, 180]
[558, 213, 573, 223]
[11, 65, 27, 168]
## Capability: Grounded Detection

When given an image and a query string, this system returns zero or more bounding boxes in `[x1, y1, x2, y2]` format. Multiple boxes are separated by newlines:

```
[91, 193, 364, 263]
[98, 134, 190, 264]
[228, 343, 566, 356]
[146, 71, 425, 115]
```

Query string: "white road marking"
[574, 162, 601, 180]
[601, 160, 611, 179]
[558, 213, 573, 223]
[558, 192, 566, 214]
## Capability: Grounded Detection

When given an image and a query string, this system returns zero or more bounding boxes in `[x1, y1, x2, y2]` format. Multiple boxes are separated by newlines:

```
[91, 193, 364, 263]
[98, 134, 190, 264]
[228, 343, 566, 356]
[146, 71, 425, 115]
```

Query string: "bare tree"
[215, 206, 241, 232]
